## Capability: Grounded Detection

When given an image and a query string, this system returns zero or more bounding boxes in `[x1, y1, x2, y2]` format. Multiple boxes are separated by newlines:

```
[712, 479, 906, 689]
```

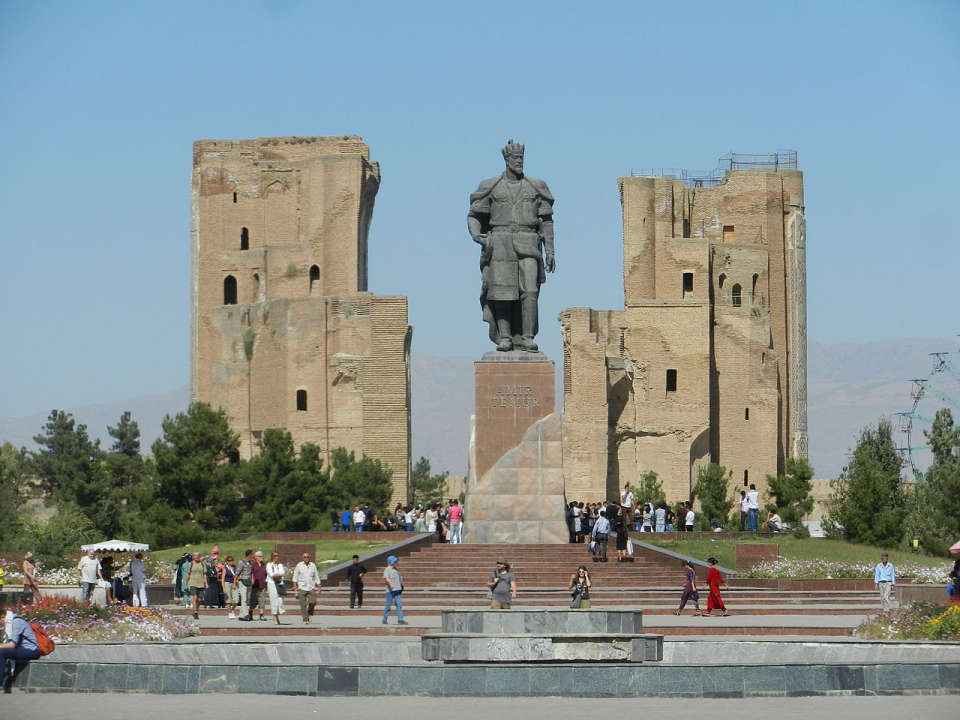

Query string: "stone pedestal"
[472, 355, 555, 481]
[422, 609, 664, 663]
[463, 413, 568, 544]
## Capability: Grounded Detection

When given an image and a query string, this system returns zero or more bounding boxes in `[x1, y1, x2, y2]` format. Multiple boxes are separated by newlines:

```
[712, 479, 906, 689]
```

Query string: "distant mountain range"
[2, 337, 956, 480]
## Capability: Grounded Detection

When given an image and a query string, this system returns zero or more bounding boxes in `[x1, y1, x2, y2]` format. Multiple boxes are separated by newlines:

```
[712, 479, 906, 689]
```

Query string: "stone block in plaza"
[441, 608, 645, 635]
[463, 412, 568, 545]
[422, 633, 663, 663]
[423, 609, 662, 664]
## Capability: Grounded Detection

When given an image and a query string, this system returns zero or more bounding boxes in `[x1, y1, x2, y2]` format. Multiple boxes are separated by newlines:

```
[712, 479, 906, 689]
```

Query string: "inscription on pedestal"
[474, 360, 555, 480]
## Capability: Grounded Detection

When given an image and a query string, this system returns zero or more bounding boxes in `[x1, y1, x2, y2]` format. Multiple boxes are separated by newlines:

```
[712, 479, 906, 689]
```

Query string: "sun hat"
[387, 555, 398, 565]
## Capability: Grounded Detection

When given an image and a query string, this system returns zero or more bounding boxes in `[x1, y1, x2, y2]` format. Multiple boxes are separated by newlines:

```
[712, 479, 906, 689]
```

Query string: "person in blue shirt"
[591, 510, 611, 563]
[0, 611, 41, 693]
[341, 508, 352, 532]
[873, 553, 896, 612]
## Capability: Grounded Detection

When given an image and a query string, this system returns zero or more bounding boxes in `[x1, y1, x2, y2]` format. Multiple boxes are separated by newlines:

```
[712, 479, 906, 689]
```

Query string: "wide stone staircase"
[187, 541, 879, 638]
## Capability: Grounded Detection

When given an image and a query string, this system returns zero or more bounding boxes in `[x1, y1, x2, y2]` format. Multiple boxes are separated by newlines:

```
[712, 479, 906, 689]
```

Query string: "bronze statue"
[468, 140, 555, 352]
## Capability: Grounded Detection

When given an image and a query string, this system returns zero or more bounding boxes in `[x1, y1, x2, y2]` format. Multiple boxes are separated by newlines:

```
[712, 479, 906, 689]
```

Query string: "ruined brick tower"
[190, 136, 411, 503]
[561, 152, 806, 502]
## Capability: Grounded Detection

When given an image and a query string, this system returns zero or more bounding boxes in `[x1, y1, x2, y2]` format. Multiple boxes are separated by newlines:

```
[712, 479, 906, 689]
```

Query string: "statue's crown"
[501, 139, 525, 158]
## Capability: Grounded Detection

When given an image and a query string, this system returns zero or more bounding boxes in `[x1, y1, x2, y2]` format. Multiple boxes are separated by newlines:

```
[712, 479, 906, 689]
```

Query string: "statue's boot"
[496, 315, 513, 351]
[520, 297, 539, 352]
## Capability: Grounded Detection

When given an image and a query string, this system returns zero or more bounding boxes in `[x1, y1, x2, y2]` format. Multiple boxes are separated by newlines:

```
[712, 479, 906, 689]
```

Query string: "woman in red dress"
[703, 557, 731, 617]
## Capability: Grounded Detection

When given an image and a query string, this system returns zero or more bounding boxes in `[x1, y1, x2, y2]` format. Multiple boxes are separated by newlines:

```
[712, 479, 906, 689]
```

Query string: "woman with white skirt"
[266, 552, 287, 625]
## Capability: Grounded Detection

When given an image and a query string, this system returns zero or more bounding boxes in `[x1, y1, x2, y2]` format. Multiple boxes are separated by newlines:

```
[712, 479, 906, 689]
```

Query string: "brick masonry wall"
[735, 543, 779, 570]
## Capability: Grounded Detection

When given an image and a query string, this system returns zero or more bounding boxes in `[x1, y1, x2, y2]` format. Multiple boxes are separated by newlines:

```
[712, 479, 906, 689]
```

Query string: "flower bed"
[0, 555, 167, 586]
[4, 595, 196, 643]
[854, 600, 960, 641]
[742, 557, 950, 583]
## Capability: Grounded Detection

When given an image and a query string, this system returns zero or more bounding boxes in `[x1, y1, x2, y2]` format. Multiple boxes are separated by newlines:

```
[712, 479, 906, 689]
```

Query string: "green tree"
[766, 457, 815, 538]
[904, 408, 960, 554]
[410, 456, 448, 507]
[151, 402, 241, 532]
[0, 443, 29, 548]
[325, 447, 394, 517]
[24, 503, 102, 562]
[28, 410, 105, 510]
[236, 430, 328, 532]
[692, 463, 733, 528]
[636, 470, 666, 507]
[823, 417, 906, 546]
[101, 412, 155, 534]
[102, 412, 162, 542]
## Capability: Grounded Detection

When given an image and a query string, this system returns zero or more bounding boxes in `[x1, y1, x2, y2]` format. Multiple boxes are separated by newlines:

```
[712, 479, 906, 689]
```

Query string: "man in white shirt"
[292, 552, 321, 623]
[746, 484, 760, 532]
[620, 484, 634, 514]
[684, 502, 696, 531]
[76, 549, 102, 602]
[762, 511, 783, 533]
[353, 506, 366, 533]
[129, 552, 148, 607]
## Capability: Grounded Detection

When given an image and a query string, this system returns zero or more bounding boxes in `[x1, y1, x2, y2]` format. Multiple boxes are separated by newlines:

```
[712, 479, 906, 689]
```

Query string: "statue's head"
[501, 139, 524, 175]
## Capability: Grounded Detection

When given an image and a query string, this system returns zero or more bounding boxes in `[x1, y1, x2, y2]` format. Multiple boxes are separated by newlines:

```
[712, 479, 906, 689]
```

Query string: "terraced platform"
[167, 539, 882, 639]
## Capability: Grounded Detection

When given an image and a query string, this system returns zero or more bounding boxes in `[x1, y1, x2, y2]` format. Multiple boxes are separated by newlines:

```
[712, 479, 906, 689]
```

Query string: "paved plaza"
[0, 693, 953, 718]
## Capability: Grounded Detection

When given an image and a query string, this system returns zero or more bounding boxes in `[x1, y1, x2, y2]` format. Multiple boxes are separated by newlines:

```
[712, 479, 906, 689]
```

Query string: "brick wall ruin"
[190, 136, 411, 504]
[561, 162, 806, 504]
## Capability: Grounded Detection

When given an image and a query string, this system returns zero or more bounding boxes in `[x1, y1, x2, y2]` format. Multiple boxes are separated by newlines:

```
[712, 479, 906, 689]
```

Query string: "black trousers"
[350, 583, 364, 608]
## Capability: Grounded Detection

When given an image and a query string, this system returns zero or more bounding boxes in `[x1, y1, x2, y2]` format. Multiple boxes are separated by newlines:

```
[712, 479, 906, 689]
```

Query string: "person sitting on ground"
[762, 510, 783, 533]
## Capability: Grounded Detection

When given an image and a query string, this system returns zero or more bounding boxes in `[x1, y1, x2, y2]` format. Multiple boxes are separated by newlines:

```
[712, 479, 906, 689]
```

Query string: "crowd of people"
[329, 499, 464, 544]
[567, 485, 713, 545]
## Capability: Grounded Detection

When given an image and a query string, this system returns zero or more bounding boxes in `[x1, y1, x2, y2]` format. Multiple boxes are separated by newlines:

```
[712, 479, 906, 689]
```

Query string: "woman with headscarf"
[675, 559, 701, 616]
[21, 553, 41, 597]
[173, 553, 192, 607]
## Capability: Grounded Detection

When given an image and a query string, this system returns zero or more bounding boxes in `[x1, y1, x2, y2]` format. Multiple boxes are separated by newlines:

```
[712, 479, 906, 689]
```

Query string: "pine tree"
[28, 410, 105, 509]
[766, 458, 815, 538]
[823, 418, 906, 546]
[151, 402, 241, 531]
[410, 456, 449, 507]
[636, 470, 666, 507]
[692, 463, 733, 528]
[236, 430, 328, 532]
[0, 443, 29, 547]
[904, 408, 960, 554]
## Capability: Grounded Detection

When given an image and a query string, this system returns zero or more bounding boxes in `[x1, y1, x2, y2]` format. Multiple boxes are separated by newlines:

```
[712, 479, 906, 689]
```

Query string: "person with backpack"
[0, 610, 47, 693]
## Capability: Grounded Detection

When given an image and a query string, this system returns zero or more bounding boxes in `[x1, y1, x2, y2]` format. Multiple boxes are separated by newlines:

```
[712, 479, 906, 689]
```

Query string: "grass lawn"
[636, 534, 948, 573]
[148, 536, 397, 578]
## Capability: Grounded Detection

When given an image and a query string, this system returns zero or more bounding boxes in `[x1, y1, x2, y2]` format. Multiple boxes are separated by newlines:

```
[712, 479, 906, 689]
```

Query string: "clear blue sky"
[2, 0, 958, 418]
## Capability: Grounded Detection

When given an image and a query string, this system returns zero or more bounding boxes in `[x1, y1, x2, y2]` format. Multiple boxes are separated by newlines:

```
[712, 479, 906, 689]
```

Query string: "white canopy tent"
[81, 539, 150, 553]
